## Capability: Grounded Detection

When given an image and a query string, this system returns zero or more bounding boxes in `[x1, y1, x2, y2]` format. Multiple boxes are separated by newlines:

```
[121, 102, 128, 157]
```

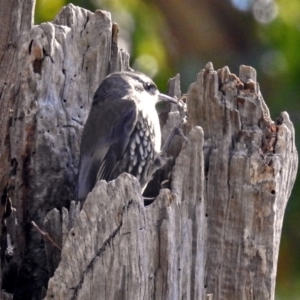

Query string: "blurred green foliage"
[35, 0, 300, 298]
[35, 0, 65, 23]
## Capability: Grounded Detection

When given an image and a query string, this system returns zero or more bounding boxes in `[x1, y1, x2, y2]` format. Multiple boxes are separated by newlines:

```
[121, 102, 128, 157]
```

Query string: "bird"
[77, 71, 179, 203]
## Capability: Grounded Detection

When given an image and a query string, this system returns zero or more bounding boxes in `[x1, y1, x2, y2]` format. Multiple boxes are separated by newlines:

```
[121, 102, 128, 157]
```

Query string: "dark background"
[35, 0, 300, 298]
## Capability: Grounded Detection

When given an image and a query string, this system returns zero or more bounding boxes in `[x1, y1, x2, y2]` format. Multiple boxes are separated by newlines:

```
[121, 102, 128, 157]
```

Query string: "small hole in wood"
[205, 213, 208, 217]
[271, 190, 275, 195]
[33, 59, 42, 74]
[63, 99, 67, 103]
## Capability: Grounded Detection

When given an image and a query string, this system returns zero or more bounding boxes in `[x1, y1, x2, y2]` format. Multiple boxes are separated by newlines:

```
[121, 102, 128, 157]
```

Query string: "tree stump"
[0, 2, 297, 300]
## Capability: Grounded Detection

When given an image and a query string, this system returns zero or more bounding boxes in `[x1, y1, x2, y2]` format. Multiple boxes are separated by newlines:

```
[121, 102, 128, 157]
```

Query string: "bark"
[0, 3, 297, 300]
[187, 64, 297, 299]
[0, 0, 35, 298]
[0, 3, 130, 299]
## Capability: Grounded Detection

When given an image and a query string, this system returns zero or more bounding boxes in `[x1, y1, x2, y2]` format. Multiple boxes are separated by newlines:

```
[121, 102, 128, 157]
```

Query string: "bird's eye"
[144, 82, 156, 92]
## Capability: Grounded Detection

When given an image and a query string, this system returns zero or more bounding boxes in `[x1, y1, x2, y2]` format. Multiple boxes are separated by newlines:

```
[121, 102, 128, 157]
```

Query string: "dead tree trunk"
[0, 2, 297, 300]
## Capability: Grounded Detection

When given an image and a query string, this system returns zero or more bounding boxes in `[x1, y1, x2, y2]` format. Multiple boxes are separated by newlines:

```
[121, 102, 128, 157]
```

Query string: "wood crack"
[71, 199, 134, 299]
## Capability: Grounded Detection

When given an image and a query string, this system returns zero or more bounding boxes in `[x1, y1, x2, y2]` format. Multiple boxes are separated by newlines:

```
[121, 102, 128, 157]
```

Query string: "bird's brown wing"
[77, 98, 137, 202]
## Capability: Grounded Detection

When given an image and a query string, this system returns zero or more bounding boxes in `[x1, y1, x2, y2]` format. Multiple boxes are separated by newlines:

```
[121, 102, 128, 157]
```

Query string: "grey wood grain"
[0, 2, 297, 300]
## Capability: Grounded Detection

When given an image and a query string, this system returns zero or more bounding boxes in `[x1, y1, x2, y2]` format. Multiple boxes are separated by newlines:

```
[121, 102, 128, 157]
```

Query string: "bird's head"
[122, 71, 178, 106]
[94, 71, 177, 108]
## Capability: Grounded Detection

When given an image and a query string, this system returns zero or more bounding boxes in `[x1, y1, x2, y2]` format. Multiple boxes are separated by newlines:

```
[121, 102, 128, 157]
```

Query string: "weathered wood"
[0, 2, 297, 300]
[45, 125, 206, 300]
[44, 62, 297, 300]
[187, 63, 297, 299]
[0, 1, 35, 298]
[41, 200, 81, 281]
[43, 209, 62, 278]
[62, 201, 81, 246]
[0, 3, 130, 298]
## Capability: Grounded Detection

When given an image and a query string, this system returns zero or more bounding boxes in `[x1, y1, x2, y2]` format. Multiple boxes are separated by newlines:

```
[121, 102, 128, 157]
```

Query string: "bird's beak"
[158, 93, 178, 104]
